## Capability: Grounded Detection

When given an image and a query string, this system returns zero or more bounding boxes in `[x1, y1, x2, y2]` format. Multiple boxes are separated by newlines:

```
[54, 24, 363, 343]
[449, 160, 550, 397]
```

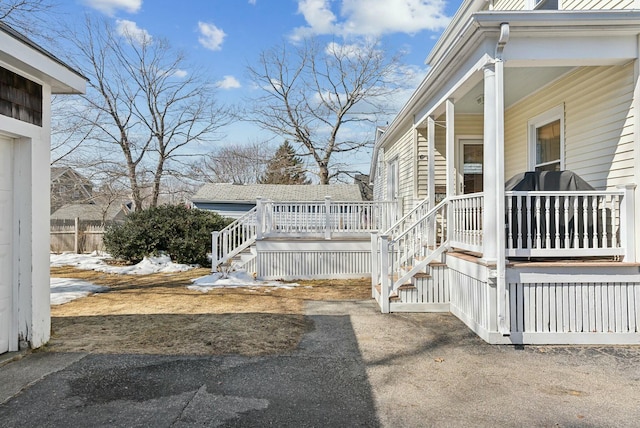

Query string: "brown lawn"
[48, 266, 370, 356]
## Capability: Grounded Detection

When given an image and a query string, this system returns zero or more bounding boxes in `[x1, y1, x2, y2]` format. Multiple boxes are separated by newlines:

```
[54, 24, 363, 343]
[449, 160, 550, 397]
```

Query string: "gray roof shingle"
[192, 184, 363, 203]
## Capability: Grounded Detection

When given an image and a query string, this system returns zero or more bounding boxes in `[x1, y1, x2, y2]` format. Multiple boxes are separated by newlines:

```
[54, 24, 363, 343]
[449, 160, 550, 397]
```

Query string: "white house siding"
[416, 128, 428, 200]
[562, 0, 635, 9]
[383, 127, 416, 214]
[492, 0, 525, 10]
[373, 148, 385, 201]
[504, 64, 634, 190]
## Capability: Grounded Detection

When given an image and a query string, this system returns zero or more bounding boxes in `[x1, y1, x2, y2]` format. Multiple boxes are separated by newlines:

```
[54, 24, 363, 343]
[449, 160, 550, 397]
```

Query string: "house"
[0, 22, 86, 353]
[50, 167, 93, 213]
[192, 183, 364, 219]
[369, 0, 640, 344]
[50, 202, 131, 224]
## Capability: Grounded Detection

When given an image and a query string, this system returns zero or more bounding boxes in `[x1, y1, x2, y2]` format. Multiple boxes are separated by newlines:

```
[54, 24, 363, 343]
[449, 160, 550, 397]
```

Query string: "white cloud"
[198, 22, 226, 51]
[173, 69, 188, 78]
[115, 19, 151, 44]
[292, 0, 450, 39]
[81, 0, 142, 16]
[216, 75, 241, 89]
[248, 0, 257, 4]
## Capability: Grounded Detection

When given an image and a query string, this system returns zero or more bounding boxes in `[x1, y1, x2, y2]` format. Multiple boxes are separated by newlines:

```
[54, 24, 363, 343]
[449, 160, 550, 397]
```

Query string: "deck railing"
[211, 206, 258, 269]
[374, 199, 449, 312]
[450, 193, 483, 253]
[505, 189, 633, 258]
[258, 198, 397, 239]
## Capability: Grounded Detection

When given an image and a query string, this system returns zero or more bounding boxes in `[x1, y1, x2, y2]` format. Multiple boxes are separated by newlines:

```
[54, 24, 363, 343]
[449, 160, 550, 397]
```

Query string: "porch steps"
[375, 261, 449, 312]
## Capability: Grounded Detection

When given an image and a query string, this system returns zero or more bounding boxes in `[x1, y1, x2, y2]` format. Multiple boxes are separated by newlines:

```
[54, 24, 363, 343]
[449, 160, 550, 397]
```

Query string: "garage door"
[0, 136, 13, 354]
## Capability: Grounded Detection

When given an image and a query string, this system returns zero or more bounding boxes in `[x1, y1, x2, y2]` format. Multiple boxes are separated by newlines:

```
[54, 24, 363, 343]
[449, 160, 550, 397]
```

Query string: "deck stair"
[373, 197, 450, 312]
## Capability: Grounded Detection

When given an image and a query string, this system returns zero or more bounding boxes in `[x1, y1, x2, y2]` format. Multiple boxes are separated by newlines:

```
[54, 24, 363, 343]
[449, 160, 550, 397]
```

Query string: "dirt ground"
[48, 266, 371, 356]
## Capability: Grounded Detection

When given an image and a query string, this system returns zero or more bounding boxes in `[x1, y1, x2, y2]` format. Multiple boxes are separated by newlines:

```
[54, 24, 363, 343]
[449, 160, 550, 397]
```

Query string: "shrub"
[103, 205, 232, 266]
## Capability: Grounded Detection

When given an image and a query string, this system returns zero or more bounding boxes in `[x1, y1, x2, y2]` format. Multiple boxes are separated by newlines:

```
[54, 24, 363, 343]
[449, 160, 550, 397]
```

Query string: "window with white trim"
[528, 105, 564, 172]
[387, 157, 399, 200]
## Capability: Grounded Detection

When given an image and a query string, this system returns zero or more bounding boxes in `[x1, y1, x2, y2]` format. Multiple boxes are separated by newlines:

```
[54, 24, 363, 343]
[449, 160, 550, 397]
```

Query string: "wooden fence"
[50, 218, 116, 253]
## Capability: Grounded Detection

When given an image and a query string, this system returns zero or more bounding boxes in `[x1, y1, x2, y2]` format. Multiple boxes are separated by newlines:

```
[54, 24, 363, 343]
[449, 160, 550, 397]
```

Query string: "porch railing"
[450, 192, 483, 253]
[374, 199, 449, 313]
[505, 189, 631, 258]
[211, 206, 258, 269]
[259, 197, 397, 239]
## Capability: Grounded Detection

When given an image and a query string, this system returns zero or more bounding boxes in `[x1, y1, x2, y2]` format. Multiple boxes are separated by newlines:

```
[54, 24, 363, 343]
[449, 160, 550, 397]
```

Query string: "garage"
[0, 136, 13, 353]
[0, 22, 86, 353]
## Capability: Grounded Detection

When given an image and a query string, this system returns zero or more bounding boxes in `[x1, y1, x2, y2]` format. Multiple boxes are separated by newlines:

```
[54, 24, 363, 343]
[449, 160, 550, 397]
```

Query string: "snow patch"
[188, 271, 298, 292]
[50, 252, 194, 275]
[50, 278, 109, 305]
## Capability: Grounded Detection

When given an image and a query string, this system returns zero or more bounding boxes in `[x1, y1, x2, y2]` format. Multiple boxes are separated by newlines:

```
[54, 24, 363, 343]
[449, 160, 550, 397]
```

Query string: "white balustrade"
[505, 190, 628, 258]
[450, 193, 484, 253]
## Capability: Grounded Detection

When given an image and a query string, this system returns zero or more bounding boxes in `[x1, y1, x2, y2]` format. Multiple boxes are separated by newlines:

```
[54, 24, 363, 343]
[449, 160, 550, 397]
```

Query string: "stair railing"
[376, 198, 449, 312]
[211, 206, 258, 271]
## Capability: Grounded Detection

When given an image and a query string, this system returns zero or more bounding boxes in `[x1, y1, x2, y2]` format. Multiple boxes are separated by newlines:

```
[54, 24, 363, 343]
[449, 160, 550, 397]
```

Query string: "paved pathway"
[1, 300, 640, 427]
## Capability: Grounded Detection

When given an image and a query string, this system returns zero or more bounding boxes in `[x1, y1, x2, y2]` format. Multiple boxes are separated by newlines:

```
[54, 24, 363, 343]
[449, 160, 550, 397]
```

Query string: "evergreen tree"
[259, 141, 310, 184]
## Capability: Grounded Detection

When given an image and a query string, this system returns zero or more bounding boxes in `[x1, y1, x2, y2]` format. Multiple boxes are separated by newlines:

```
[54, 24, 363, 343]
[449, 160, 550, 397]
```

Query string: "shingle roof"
[50, 203, 129, 221]
[192, 184, 363, 203]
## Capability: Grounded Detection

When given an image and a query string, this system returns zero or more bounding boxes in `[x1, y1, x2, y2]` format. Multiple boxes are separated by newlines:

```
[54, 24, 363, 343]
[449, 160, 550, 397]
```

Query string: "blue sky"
[55, 0, 463, 176]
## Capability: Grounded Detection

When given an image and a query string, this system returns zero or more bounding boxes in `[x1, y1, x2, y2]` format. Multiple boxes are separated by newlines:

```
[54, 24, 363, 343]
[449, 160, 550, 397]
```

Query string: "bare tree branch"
[247, 38, 401, 183]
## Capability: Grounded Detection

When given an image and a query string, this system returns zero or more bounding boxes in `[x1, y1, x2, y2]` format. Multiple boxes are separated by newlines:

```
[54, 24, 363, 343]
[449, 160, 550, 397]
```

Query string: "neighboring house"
[0, 23, 86, 353]
[50, 167, 94, 213]
[50, 202, 132, 223]
[192, 183, 364, 219]
[50, 202, 131, 254]
[369, 0, 640, 344]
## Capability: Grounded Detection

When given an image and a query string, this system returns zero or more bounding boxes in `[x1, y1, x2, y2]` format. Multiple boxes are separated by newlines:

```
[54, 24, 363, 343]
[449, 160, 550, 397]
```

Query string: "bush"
[103, 205, 232, 266]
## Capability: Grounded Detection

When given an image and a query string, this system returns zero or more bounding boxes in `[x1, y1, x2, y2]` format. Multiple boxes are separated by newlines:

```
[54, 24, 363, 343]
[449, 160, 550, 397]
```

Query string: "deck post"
[482, 63, 497, 264]
[427, 116, 436, 209]
[371, 232, 379, 298]
[380, 234, 391, 313]
[618, 183, 637, 262]
[256, 197, 264, 240]
[325, 196, 332, 240]
[211, 231, 220, 272]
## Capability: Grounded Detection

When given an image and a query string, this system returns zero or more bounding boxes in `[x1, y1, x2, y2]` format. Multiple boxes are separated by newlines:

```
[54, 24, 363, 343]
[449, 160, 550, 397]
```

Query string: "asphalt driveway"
[2, 300, 640, 427]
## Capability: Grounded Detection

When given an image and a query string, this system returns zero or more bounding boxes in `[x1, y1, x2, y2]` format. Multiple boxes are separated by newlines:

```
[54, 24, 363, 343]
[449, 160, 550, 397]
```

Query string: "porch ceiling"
[454, 66, 574, 114]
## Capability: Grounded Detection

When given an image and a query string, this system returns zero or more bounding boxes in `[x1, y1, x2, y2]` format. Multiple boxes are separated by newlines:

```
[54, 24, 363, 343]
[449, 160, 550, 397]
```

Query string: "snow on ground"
[50, 252, 194, 275]
[50, 278, 109, 305]
[189, 271, 299, 292]
[49, 252, 297, 302]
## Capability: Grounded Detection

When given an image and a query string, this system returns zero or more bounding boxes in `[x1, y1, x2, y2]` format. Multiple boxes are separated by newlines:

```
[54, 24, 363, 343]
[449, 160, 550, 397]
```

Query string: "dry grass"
[48, 266, 370, 356]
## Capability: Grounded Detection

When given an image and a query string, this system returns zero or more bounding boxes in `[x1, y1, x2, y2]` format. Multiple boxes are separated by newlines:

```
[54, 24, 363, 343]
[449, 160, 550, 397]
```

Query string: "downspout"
[495, 22, 510, 336]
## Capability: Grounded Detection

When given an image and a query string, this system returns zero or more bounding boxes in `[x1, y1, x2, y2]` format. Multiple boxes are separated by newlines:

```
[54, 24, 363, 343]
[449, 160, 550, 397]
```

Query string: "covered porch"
[371, 14, 640, 343]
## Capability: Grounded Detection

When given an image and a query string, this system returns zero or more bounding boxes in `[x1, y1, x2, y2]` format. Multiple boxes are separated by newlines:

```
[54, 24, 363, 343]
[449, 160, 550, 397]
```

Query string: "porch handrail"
[376, 198, 449, 312]
[382, 196, 431, 237]
[505, 189, 629, 258]
[211, 206, 258, 269]
[449, 192, 483, 253]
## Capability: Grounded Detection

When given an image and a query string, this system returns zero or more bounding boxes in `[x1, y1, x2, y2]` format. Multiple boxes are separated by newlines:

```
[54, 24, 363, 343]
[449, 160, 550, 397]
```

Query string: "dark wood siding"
[0, 66, 42, 126]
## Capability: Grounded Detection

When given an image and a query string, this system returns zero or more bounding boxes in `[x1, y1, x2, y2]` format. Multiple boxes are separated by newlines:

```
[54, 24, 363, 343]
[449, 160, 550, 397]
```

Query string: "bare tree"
[0, 0, 57, 42]
[190, 141, 274, 184]
[61, 16, 233, 210]
[247, 38, 401, 184]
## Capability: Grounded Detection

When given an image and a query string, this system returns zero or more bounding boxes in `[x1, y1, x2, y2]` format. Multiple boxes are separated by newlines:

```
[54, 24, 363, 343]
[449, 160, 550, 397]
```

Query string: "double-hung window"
[528, 105, 564, 172]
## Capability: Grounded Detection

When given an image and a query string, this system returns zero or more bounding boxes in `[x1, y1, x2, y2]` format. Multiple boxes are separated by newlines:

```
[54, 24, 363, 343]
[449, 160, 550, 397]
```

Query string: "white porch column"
[445, 100, 455, 199]
[482, 64, 498, 264]
[427, 116, 436, 208]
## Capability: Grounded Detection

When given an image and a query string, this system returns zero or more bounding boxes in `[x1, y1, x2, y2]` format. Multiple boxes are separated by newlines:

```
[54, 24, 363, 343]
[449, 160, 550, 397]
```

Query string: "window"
[528, 105, 564, 172]
[525, 0, 559, 9]
[387, 157, 399, 200]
